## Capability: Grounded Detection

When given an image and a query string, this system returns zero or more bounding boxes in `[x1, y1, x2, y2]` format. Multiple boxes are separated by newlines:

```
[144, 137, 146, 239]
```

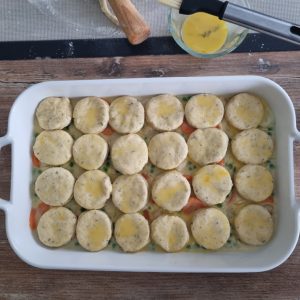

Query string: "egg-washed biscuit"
[111, 134, 148, 175]
[151, 215, 189, 252]
[152, 170, 190, 212]
[226, 93, 264, 130]
[33, 130, 73, 166]
[235, 204, 273, 246]
[187, 128, 228, 165]
[36, 97, 72, 130]
[146, 94, 184, 131]
[35, 167, 75, 206]
[235, 165, 273, 202]
[73, 97, 109, 134]
[185, 94, 224, 129]
[73, 134, 108, 170]
[114, 213, 150, 252]
[232, 128, 273, 164]
[148, 132, 188, 170]
[37, 207, 76, 248]
[112, 174, 148, 213]
[109, 96, 144, 134]
[192, 164, 232, 205]
[191, 208, 230, 250]
[76, 210, 112, 252]
[74, 170, 112, 209]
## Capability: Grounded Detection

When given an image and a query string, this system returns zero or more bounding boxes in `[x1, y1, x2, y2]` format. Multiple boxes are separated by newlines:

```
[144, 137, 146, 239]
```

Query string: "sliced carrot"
[102, 126, 115, 136]
[227, 190, 238, 205]
[180, 121, 196, 135]
[260, 196, 274, 206]
[217, 159, 225, 166]
[37, 202, 50, 215]
[143, 210, 150, 221]
[183, 174, 193, 182]
[29, 208, 37, 230]
[141, 172, 149, 181]
[32, 152, 40, 168]
[150, 198, 156, 204]
[182, 197, 208, 214]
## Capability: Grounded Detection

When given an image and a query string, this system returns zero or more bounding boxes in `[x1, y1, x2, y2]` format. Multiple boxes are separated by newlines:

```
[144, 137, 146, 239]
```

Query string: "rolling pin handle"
[108, 0, 150, 45]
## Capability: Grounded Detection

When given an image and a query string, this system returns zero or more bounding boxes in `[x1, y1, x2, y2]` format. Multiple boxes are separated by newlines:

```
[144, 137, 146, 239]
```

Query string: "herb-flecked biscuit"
[109, 96, 144, 133]
[191, 208, 230, 250]
[148, 132, 188, 170]
[73, 97, 109, 134]
[37, 207, 76, 248]
[74, 170, 112, 209]
[36, 97, 72, 130]
[76, 210, 112, 251]
[152, 171, 190, 212]
[185, 94, 224, 128]
[33, 130, 73, 166]
[226, 93, 264, 130]
[235, 204, 273, 246]
[35, 167, 75, 206]
[73, 134, 108, 170]
[111, 134, 148, 175]
[235, 165, 273, 202]
[151, 215, 189, 252]
[146, 94, 184, 131]
[232, 129, 273, 164]
[192, 164, 232, 205]
[112, 174, 148, 213]
[187, 128, 228, 165]
[114, 213, 150, 252]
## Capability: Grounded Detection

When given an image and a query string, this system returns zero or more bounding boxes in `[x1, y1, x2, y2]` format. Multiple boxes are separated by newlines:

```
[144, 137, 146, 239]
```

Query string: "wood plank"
[0, 52, 299, 83]
[0, 51, 299, 300]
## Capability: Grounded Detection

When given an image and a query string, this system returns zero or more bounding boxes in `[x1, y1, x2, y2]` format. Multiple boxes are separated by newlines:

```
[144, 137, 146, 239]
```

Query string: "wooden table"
[0, 52, 300, 299]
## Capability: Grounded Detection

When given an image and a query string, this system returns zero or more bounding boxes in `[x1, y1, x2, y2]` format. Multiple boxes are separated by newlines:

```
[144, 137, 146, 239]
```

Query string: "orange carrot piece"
[102, 126, 115, 136]
[183, 174, 193, 182]
[227, 190, 238, 205]
[37, 202, 50, 215]
[182, 197, 207, 214]
[32, 152, 40, 168]
[150, 198, 156, 204]
[180, 121, 196, 135]
[29, 208, 37, 230]
[217, 159, 225, 166]
[143, 210, 150, 221]
[141, 172, 149, 181]
[261, 196, 274, 205]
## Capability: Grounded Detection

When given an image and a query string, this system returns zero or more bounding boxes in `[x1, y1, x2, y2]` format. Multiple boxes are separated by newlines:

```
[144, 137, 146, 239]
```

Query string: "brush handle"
[223, 3, 300, 45]
[108, 0, 150, 45]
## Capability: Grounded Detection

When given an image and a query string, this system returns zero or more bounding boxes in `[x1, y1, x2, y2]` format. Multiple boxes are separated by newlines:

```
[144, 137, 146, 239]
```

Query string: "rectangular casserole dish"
[0, 75, 299, 272]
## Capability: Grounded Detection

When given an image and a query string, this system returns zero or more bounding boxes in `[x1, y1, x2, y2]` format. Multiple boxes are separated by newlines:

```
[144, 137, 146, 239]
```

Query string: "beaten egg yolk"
[181, 12, 228, 54]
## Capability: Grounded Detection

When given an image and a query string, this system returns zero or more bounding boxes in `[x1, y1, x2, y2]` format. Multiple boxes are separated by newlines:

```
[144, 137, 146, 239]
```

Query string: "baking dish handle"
[0, 135, 12, 212]
[294, 130, 300, 219]
[295, 131, 300, 141]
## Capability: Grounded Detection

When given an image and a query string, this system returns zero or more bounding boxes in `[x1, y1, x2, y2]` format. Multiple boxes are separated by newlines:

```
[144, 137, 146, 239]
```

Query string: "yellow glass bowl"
[169, 0, 250, 58]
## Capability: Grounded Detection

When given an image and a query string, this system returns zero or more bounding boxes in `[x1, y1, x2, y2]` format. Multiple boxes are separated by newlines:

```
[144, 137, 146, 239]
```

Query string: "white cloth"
[0, 0, 299, 41]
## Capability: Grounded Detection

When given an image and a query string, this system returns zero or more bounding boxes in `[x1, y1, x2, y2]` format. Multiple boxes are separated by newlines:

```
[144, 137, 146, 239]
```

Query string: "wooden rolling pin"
[108, 0, 150, 45]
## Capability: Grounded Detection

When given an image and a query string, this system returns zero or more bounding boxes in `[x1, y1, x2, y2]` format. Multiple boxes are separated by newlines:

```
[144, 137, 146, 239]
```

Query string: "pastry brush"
[159, 0, 300, 45]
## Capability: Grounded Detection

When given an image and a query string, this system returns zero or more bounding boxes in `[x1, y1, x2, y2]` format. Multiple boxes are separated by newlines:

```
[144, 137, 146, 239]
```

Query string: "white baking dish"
[0, 76, 299, 272]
